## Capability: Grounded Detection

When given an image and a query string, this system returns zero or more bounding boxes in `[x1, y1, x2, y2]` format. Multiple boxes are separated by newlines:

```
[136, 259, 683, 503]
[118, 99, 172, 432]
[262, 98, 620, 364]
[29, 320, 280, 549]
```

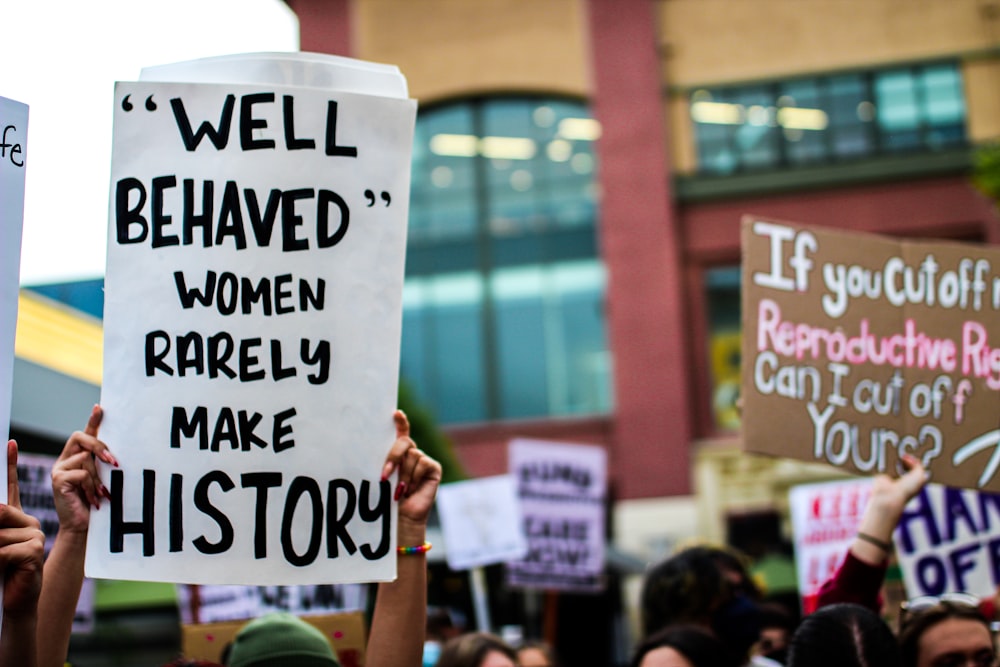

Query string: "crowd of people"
[0, 407, 998, 667]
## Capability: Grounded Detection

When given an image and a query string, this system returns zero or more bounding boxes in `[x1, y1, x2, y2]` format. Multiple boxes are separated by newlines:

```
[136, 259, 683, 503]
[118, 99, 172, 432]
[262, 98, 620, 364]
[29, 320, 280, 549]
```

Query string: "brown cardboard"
[182, 611, 367, 667]
[741, 216, 1000, 491]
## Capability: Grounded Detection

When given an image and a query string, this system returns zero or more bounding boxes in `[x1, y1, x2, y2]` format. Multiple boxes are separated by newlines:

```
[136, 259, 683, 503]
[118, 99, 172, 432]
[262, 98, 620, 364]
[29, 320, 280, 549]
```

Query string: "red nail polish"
[394, 482, 406, 501]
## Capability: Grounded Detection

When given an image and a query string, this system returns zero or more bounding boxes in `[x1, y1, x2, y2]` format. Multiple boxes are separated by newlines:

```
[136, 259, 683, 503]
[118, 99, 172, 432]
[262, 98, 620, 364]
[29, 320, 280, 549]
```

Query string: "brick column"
[284, 0, 352, 55]
[586, 0, 694, 498]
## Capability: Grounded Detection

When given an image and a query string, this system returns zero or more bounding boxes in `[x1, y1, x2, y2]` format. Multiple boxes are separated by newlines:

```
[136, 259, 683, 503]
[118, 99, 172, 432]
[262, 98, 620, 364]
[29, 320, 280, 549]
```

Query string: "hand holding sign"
[853, 453, 929, 565]
[0, 441, 45, 666]
[383, 410, 441, 536]
[51, 405, 117, 533]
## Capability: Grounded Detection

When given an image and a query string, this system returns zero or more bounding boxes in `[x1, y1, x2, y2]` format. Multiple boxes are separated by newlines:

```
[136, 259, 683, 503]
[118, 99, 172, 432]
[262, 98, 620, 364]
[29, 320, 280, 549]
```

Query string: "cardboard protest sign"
[183, 611, 367, 667]
[0, 95, 27, 464]
[505, 438, 607, 592]
[176, 582, 367, 624]
[788, 478, 873, 613]
[893, 483, 1000, 599]
[17, 453, 97, 632]
[742, 217, 1000, 491]
[436, 475, 528, 570]
[86, 55, 417, 585]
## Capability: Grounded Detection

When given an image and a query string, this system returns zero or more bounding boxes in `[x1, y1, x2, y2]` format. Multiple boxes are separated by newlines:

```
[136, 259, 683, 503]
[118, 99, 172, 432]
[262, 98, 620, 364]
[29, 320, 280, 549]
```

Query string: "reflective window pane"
[405, 98, 612, 423]
[692, 61, 966, 173]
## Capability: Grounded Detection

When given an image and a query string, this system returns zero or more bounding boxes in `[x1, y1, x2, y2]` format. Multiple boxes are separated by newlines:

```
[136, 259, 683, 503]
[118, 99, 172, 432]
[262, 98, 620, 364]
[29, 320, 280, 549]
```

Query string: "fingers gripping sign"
[382, 410, 442, 528]
[52, 405, 119, 534]
[1, 440, 45, 618]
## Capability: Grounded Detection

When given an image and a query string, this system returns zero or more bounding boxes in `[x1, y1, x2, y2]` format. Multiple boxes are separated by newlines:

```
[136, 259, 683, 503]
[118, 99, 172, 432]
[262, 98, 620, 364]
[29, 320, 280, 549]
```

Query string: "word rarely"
[145, 333, 331, 384]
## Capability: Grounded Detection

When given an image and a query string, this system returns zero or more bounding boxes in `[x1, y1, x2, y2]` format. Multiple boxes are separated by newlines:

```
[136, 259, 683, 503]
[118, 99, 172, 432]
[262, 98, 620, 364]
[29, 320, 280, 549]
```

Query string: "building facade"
[279, 0, 1000, 553]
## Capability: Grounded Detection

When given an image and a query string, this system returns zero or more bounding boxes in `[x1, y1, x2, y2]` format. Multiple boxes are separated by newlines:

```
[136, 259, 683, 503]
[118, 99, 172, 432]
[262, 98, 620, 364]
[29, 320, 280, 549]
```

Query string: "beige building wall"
[658, 0, 1000, 86]
[659, 0, 1000, 172]
[352, 0, 591, 103]
[964, 57, 1000, 141]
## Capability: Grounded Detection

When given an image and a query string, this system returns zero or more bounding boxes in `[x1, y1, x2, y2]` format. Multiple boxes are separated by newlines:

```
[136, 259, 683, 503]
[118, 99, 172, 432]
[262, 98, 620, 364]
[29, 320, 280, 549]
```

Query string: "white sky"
[3, 0, 300, 285]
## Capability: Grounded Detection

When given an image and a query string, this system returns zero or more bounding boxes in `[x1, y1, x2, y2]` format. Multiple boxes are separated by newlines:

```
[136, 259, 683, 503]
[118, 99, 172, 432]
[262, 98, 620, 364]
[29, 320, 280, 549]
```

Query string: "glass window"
[404, 97, 612, 424]
[691, 61, 967, 174]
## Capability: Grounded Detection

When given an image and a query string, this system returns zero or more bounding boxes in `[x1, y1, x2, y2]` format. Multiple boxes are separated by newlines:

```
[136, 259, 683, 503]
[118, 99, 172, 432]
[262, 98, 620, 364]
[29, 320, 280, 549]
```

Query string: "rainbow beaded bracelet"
[397, 541, 432, 555]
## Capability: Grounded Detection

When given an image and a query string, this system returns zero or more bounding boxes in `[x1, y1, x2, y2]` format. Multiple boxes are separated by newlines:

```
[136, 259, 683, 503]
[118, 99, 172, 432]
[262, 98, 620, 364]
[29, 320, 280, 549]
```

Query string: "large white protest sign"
[177, 582, 367, 624]
[0, 94, 27, 635]
[1, 95, 27, 465]
[789, 478, 873, 612]
[87, 54, 417, 585]
[437, 475, 528, 571]
[17, 453, 96, 632]
[894, 484, 1000, 599]
[505, 439, 606, 592]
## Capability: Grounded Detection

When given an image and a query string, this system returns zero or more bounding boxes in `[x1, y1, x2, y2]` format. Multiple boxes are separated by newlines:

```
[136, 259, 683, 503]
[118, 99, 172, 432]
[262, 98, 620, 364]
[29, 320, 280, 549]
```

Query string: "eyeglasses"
[900, 593, 1000, 633]
[902, 593, 982, 613]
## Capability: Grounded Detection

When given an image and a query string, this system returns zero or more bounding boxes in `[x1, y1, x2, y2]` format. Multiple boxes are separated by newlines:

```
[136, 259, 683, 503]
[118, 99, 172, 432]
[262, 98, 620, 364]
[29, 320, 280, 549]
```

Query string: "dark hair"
[758, 601, 797, 633]
[786, 603, 900, 667]
[640, 545, 759, 637]
[436, 632, 517, 667]
[630, 624, 739, 667]
[898, 601, 993, 667]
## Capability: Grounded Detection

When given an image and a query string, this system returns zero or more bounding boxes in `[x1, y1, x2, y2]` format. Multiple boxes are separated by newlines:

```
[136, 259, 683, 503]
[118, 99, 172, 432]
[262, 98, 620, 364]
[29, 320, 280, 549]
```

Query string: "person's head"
[898, 598, 996, 667]
[629, 624, 739, 667]
[435, 632, 518, 667]
[754, 601, 797, 662]
[640, 545, 762, 661]
[427, 606, 461, 642]
[517, 640, 557, 667]
[786, 603, 900, 667]
[225, 612, 341, 667]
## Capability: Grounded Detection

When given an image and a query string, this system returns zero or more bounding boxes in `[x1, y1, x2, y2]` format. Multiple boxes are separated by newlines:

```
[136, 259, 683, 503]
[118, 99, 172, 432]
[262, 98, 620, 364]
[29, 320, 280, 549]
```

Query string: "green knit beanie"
[227, 612, 341, 667]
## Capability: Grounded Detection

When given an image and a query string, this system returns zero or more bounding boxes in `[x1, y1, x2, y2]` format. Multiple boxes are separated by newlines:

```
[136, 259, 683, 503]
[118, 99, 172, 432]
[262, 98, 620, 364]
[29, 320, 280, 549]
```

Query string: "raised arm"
[37, 405, 116, 667]
[0, 440, 45, 667]
[816, 453, 928, 611]
[366, 410, 442, 667]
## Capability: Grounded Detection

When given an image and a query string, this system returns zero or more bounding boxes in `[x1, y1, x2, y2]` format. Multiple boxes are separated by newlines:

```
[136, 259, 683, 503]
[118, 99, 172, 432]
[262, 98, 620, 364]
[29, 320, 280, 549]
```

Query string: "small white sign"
[894, 484, 1000, 599]
[17, 453, 96, 633]
[437, 475, 527, 571]
[177, 583, 367, 624]
[789, 478, 872, 611]
[506, 439, 607, 592]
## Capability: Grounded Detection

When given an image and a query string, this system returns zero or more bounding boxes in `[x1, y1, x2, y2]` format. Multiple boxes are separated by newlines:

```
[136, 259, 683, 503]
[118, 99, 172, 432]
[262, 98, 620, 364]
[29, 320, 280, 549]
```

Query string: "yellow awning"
[14, 290, 103, 386]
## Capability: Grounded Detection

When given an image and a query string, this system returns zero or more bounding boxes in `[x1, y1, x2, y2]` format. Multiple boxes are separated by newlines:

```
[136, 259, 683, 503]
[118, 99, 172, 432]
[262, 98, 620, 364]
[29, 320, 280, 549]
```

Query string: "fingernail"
[381, 462, 395, 482]
[394, 482, 406, 501]
[100, 485, 111, 500]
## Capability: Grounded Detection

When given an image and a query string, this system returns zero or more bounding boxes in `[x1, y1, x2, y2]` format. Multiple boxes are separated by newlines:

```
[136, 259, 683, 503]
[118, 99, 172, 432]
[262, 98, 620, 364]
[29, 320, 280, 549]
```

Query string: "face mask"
[711, 594, 762, 657]
[423, 641, 442, 667]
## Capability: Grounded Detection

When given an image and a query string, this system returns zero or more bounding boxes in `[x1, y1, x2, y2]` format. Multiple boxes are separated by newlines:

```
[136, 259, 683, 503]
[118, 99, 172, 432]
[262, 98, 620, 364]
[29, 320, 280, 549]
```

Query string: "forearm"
[851, 496, 901, 566]
[37, 530, 86, 667]
[366, 517, 428, 667]
[0, 611, 38, 667]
